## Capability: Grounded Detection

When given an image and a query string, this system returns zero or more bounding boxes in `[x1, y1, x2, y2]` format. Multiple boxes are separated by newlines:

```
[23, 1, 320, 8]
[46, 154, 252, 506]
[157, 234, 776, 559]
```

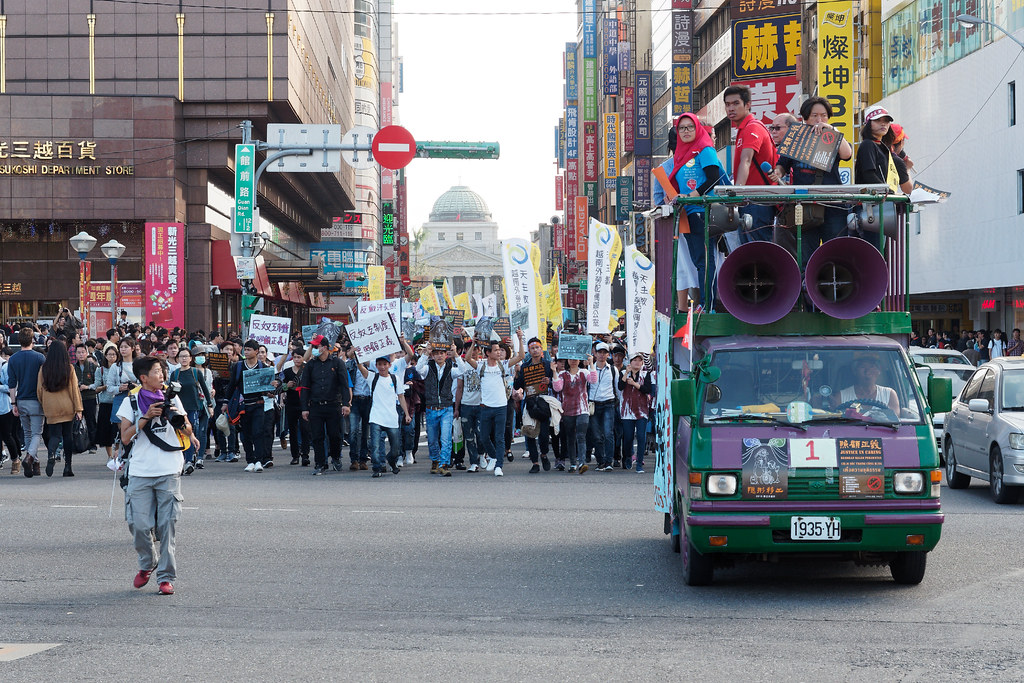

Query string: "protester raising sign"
[248, 314, 291, 354]
[358, 298, 401, 329]
[345, 312, 402, 363]
[429, 315, 454, 352]
[521, 363, 549, 397]
[558, 333, 592, 361]
[242, 366, 276, 394]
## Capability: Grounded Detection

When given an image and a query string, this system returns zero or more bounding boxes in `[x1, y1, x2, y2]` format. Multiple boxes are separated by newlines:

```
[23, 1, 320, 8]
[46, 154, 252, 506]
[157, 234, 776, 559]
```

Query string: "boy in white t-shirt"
[356, 356, 411, 477]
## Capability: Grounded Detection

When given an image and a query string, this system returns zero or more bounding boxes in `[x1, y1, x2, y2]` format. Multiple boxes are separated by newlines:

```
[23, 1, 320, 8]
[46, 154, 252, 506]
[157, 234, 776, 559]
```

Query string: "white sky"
[395, 1, 577, 240]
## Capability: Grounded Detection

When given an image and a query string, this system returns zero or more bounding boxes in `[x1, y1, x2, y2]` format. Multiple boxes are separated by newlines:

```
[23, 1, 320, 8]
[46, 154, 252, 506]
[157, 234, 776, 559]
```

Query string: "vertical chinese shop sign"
[145, 222, 185, 328]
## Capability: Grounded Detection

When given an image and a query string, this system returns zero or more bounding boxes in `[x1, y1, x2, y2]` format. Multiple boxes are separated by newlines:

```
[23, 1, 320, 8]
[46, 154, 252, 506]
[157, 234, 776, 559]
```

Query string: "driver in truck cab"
[838, 354, 900, 416]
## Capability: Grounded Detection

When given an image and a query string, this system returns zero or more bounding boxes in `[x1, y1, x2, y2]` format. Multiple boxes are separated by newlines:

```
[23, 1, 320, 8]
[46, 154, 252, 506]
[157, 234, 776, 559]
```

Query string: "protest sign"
[521, 363, 549, 397]
[301, 324, 318, 344]
[475, 316, 495, 342]
[558, 333, 592, 361]
[493, 317, 511, 342]
[205, 351, 231, 379]
[247, 314, 291, 354]
[777, 123, 842, 172]
[242, 366, 276, 394]
[358, 298, 401, 329]
[429, 315, 454, 352]
[345, 312, 402, 363]
[443, 308, 465, 335]
[509, 306, 530, 335]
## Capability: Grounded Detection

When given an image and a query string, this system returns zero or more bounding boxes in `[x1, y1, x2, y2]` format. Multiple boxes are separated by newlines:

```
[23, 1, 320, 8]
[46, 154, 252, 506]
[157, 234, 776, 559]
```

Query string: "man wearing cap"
[855, 105, 910, 194]
[299, 335, 352, 475]
[587, 342, 619, 471]
[415, 343, 467, 477]
[354, 355, 410, 477]
[224, 339, 278, 473]
[724, 84, 778, 243]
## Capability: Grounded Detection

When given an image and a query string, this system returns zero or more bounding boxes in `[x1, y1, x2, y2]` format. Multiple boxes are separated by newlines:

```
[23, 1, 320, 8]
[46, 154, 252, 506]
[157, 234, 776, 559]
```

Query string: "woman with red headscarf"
[662, 113, 729, 311]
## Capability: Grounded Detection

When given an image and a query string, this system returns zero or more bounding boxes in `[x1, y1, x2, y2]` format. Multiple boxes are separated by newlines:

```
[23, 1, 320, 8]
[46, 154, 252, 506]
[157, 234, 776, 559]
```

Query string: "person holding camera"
[118, 355, 193, 596]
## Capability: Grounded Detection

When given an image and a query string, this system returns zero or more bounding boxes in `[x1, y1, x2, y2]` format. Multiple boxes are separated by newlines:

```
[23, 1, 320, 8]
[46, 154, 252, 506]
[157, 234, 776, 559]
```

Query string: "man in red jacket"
[725, 84, 778, 243]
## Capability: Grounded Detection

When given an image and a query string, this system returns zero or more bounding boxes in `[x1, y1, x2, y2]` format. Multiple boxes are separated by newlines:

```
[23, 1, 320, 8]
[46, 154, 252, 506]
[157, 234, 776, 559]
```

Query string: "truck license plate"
[790, 516, 841, 541]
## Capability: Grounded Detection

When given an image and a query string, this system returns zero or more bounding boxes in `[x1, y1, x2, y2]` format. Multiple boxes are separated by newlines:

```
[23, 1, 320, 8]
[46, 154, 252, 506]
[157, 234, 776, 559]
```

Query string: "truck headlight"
[893, 472, 924, 494]
[1008, 433, 1024, 450]
[706, 473, 737, 496]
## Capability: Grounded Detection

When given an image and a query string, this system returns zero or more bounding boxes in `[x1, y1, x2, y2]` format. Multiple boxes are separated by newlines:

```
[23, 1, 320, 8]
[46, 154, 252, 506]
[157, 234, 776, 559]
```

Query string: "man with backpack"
[299, 335, 352, 476]
[462, 330, 525, 476]
[355, 355, 411, 477]
[223, 339, 278, 473]
[513, 335, 554, 474]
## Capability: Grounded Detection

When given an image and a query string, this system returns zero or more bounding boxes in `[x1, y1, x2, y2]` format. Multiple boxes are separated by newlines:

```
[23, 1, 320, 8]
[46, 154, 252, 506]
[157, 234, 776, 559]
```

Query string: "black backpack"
[371, 372, 398, 395]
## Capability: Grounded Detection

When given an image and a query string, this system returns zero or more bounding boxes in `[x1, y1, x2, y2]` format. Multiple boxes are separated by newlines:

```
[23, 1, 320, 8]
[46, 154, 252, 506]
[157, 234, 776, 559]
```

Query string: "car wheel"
[944, 438, 970, 489]
[890, 551, 927, 585]
[681, 528, 714, 586]
[990, 446, 1021, 504]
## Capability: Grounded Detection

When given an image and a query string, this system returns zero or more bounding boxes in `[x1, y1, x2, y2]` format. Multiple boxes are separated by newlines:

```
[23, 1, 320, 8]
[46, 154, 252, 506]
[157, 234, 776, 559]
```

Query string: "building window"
[456, 232, 464, 241]
[454, 276, 466, 292]
[475, 231, 482, 240]
[1019, 169, 1024, 214]
[438, 232, 445, 241]
[1010, 81, 1017, 127]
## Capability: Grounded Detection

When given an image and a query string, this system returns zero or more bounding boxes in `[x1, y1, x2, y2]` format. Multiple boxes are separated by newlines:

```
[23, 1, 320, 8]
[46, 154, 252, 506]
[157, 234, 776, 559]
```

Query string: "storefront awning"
[210, 240, 275, 298]
[266, 258, 324, 282]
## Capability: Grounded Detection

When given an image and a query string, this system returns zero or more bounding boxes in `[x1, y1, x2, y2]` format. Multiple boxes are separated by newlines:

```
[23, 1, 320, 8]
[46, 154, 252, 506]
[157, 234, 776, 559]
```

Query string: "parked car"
[942, 358, 1024, 503]
[908, 347, 972, 366]
[915, 363, 975, 454]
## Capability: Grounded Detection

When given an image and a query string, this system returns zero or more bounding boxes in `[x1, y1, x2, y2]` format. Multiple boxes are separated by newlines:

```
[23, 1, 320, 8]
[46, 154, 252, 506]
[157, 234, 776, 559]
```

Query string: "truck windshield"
[701, 347, 924, 427]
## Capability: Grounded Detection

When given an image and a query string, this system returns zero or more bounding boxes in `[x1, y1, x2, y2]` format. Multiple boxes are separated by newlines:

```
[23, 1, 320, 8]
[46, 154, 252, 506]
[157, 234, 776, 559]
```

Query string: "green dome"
[429, 186, 491, 222]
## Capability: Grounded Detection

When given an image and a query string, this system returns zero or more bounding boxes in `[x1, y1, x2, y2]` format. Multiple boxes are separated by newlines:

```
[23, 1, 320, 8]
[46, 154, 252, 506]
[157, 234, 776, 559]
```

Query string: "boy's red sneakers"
[158, 582, 174, 595]
[133, 570, 152, 589]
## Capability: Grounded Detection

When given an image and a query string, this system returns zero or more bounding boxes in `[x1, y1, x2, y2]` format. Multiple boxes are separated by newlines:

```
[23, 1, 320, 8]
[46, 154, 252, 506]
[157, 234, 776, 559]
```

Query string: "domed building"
[412, 185, 504, 306]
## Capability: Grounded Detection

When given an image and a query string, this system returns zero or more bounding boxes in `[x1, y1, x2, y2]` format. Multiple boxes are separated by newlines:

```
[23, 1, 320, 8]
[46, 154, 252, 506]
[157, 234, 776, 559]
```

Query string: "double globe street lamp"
[69, 231, 97, 333]
[100, 240, 127, 330]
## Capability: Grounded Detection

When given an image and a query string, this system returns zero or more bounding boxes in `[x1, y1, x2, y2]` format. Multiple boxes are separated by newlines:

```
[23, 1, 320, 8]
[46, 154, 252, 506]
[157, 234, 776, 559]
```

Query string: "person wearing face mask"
[299, 335, 352, 476]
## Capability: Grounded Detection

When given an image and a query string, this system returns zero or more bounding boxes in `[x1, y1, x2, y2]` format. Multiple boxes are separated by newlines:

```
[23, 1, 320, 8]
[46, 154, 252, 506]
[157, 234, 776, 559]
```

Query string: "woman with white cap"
[855, 106, 911, 193]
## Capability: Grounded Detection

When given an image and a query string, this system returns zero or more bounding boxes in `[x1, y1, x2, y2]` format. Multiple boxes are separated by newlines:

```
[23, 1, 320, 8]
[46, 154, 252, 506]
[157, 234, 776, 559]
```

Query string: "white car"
[908, 347, 973, 366]
[942, 358, 1024, 503]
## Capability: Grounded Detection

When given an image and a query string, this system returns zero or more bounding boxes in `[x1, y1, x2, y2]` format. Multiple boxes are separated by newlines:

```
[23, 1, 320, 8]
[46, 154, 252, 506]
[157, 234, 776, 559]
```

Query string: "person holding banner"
[300, 335, 352, 476]
[224, 340, 278, 473]
[513, 336, 555, 474]
[461, 330, 525, 476]
[552, 354, 596, 473]
[415, 344, 467, 477]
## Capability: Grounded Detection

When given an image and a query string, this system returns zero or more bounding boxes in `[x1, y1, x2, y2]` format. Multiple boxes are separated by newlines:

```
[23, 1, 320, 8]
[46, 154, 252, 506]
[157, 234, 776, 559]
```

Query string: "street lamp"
[69, 231, 97, 333]
[956, 13, 1024, 51]
[100, 240, 126, 330]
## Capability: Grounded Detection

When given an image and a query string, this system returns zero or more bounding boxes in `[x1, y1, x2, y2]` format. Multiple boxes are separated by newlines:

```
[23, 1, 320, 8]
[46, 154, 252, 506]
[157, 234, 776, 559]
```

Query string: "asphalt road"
[2, 447, 1022, 681]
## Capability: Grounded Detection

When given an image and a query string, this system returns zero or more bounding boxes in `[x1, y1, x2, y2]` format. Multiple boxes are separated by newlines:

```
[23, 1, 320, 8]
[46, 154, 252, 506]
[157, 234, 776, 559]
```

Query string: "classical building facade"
[411, 185, 503, 304]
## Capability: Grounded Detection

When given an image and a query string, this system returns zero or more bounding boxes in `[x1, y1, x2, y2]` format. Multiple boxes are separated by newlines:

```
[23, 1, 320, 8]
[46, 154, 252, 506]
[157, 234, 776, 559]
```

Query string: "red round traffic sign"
[401, 275, 411, 286]
[372, 125, 416, 170]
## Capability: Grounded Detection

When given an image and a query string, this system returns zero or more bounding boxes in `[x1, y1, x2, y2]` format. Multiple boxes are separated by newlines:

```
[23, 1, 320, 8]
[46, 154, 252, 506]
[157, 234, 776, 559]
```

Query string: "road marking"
[377, 143, 410, 152]
[0, 643, 60, 661]
[183, 506, 199, 510]
[51, 505, 97, 508]
[245, 508, 298, 512]
[351, 510, 405, 514]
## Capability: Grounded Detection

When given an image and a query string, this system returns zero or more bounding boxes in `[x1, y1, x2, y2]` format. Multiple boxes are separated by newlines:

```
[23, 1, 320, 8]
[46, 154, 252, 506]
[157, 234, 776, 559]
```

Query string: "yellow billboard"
[818, 4, 855, 183]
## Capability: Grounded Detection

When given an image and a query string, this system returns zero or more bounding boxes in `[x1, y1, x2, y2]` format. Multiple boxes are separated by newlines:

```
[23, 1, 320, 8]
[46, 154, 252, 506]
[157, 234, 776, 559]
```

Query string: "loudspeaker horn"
[717, 241, 802, 325]
[805, 237, 888, 319]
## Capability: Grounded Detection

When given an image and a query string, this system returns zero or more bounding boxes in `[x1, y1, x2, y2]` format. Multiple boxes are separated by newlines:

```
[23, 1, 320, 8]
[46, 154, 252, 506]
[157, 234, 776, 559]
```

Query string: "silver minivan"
[942, 358, 1024, 503]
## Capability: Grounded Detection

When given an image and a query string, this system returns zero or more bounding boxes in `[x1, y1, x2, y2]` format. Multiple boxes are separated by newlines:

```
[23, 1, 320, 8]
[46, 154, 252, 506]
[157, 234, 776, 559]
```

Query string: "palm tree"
[410, 227, 427, 253]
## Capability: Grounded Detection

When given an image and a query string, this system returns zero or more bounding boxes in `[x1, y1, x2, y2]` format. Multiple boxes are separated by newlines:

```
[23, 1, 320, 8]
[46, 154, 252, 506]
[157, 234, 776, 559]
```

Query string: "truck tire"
[944, 438, 970, 489]
[681, 530, 713, 586]
[890, 551, 927, 585]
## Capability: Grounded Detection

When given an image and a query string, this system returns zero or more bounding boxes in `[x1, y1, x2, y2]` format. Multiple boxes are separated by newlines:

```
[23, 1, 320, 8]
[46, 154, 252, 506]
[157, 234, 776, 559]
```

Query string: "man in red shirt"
[724, 84, 778, 243]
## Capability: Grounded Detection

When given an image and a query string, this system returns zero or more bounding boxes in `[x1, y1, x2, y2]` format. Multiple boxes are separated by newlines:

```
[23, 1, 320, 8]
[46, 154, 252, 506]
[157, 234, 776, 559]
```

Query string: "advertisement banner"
[729, 76, 802, 125]
[574, 196, 589, 261]
[634, 156, 652, 207]
[357, 297, 400, 329]
[566, 157, 579, 202]
[624, 245, 655, 355]
[618, 40, 631, 74]
[622, 86, 635, 153]
[731, 14, 801, 79]
[584, 181, 598, 208]
[672, 9, 693, 62]
[672, 62, 692, 117]
[603, 113, 619, 183]
[635, 70, 652, 156]
[603, 18, 618, 95]
[501, 238, 540, 351]
[653, 311, 673, 513]
[144, 222, 185, 328]
[367, 265, 386, 301]
[583, 0, 597, 58]
[558, 116, 566, 169]
[418, 285, 442, 316]
[247, 313, 291, 355]
[818, 3, 855, 184]
[566, 105, 579, 159]
[346, 312, 402, 364]
[565, 42, 578, 103]
[583, 121, 598, 182]
[555, 175, 564, 211]
[566, 194, 576, 256]
[615, 176, 633, 223]
[586, 218, 622, 334]
[582, 58, 598, 121]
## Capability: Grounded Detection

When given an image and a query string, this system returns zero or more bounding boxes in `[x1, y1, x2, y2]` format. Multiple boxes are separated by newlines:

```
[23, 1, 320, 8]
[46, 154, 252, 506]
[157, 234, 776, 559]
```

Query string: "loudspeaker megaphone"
[805, 237, 888, 319]
[717, 242, 802, 325]
[848, 200, 902, 239]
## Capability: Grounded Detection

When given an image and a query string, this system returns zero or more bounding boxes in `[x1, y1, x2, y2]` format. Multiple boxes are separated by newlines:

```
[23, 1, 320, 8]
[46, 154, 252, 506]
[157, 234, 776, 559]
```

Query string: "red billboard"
[145, 222, 185, 328]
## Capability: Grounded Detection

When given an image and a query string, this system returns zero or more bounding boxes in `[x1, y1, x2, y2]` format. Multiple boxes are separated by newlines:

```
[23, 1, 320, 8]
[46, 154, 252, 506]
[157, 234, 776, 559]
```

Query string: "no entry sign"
[371, 125, 416, 170]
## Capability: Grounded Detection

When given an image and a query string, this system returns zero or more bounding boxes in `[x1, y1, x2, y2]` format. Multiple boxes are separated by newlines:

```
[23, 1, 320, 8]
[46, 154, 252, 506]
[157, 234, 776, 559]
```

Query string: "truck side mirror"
[928, 375, 952, 414]
[671, 378, 696, 418]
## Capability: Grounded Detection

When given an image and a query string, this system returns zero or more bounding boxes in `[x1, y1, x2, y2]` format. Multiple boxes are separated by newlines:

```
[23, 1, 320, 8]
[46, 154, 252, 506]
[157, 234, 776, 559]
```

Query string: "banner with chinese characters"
[622, 86, 634, 153]
[624, 245, 655, 356]
[634, 156, 652, 207]
[247, 313, 291, 354]
[367, 265, 386, 300]
[818, 3, 855, 183]
[357, 297, 400, 329]
[144, 222, 185, 328]
[731, 13, 801, 80]
[583, 0, 597, 58]
[565, 42, 578, 103]
[672, 8, 693, 63]
[566, 157, 579, 204]
[635, 70, 652, 156]
[418, 284, 442, 316]
[566, 104, 579, 159]
[653, 311, 673, 513]
[583, 121, 598, 181]
[574, 196, 588, 261]
[615, 176, 633, 223]
[501, 238, 540, 352]
[583, 58, 598, 121]
[603, 113, 619, 187]
[672, 63, 692, 117]
[728, 77, 802, 125]
[586, 218, 622, 335]
[603, 18, 618, 95]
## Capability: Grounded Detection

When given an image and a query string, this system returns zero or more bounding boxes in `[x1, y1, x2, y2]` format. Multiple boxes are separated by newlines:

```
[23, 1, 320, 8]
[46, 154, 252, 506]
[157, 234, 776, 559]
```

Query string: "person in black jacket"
[224, 339, 278, 472]
[513, 336, 554, 473]
[280, 347, 311, 466]
[299, 335, 352, 475]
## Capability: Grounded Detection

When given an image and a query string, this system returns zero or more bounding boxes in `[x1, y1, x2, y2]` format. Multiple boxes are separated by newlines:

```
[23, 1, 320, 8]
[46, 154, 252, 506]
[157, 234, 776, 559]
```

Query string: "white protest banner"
[624, 244, 656, 355]
[473, 293, 485, 318]
[247, 313, 291, 354]
[501, 238, 539, 351]
[586, 218, 622, 334]
[345, 312, 402, 364]
[357, 298, 400, 330]
[482, 292, 498, 317]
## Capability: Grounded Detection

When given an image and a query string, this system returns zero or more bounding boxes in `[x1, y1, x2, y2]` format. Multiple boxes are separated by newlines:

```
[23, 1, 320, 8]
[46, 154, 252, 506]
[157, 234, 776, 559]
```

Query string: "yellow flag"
[547, 266, 563, 329]
[609, 225, 623, 275]
[534, 269, 547, 350]
[442, 278, 456, 308]
[454, 291, 472, 319]
[419, 285, 442, 316]
[367, 265, 385, 301]
[502, 279, 509, 313]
